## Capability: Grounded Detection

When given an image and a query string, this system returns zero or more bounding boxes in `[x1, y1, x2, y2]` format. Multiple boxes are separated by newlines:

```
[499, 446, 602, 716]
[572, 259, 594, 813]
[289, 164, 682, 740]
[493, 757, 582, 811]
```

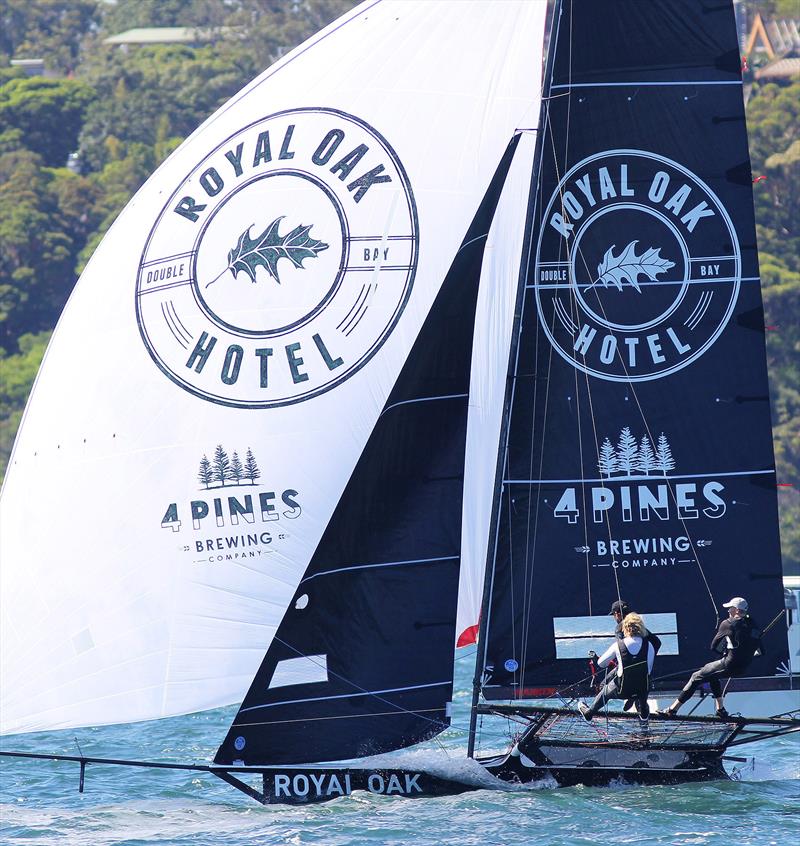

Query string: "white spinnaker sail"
[458, 132, 538, 648]
[0, 0, 546, 734]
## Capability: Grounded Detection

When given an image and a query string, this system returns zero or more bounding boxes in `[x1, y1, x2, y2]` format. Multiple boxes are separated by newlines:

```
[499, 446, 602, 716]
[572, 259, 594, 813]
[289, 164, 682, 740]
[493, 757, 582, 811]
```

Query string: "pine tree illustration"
[212, 444, 230, 487]
[616, 426, 639, 475]
[244, 447, 261, 485]
[230, 451, 244, 485]
[598, 438, 618, 476]
[198, 455, 213, 489]
[655, 433, 676, 474]
[637, 435, 657, 475]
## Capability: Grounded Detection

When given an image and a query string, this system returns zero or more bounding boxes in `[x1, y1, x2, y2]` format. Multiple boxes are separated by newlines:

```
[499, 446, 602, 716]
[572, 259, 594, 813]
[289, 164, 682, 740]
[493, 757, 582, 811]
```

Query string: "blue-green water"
[2, 654, 799, 846]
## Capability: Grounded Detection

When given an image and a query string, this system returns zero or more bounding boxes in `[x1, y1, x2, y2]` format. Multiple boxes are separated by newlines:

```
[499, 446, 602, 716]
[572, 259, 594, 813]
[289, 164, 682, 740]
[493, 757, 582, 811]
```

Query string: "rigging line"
[491, 122, 545, 691]
[521, 0, 583, 681]
[564, 205, 622, 605]
[557, 0, 622, 610]
[571, 252, 611, 615]
[242, 636, 450, 730]
[548, 137, 716, 622]
[571, 238, 718, 623]
[520, 280, 559, 677]
[570, 238, 592, 607]
[508, 475, 518, 678]
[518, 112, 558, 687]
[569, 225, 626, 608]
[476, 0, 560, 706]
[511, 0, 563, 695]
[761, 607, 787, 637]
[379, 393, 468, 419]
[541, 64, 622, 613]
[519, 0, 575, 682]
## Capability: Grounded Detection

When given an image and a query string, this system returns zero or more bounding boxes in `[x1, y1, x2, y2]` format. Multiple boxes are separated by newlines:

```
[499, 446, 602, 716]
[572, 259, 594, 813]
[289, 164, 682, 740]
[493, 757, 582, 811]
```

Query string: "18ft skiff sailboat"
[1, 0, 798, 804]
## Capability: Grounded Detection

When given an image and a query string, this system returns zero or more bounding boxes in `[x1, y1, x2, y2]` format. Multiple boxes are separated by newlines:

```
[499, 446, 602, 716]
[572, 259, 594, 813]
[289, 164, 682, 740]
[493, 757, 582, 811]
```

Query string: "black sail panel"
[215, 139, 519, 765]
[481, 1, 787, 699]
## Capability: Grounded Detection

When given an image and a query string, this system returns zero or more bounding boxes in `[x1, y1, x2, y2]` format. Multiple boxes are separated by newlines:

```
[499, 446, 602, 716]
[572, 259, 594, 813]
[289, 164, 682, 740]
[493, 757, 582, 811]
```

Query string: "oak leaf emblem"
[596, 240, 675, 293]
[216, 216, 328, 287]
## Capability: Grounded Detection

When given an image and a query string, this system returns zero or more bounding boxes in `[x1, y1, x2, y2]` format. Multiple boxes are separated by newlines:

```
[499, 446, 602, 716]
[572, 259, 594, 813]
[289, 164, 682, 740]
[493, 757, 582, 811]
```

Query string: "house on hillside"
[744, 11, 800, 81]
[103, 27, 234, 51]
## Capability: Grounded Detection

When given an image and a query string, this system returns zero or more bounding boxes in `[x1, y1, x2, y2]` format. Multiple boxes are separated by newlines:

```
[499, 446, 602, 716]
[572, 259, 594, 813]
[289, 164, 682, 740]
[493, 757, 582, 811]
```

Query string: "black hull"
[478, 750, 728, 789]
[241, 748, 729, 804]
[216, 767, 477, 805]
[213, 755, 727, 804]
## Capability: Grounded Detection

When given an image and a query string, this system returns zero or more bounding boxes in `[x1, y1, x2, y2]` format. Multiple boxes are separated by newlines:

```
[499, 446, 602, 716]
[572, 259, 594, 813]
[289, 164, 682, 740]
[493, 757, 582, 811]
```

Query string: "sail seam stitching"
[379, 394, 468, 418]
[504, 469, 775, 484]
[239, 681, 450, 713]
[551, 81, 742, 89]
[300, 555, 459, 585]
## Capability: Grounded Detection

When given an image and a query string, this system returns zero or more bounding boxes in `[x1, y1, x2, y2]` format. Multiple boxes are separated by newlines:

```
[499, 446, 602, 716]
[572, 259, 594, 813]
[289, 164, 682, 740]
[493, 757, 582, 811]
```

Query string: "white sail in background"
[0, 0, 546, 734]
[458, 133, 538, 648]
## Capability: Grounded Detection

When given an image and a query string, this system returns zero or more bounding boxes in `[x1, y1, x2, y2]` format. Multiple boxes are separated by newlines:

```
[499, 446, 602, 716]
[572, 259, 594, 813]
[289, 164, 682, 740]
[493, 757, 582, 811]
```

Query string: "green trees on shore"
[0, 1, 797, 570]
[749, 78, 800, 574]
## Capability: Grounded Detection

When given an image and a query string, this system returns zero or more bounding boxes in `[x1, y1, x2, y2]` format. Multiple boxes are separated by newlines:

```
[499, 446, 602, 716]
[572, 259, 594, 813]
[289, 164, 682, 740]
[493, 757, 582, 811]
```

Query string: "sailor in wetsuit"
[610, 600, 662, 652]
[609, 600, 662, 711]
[579, 613, 655, 724]
[659, 597, 762, 720]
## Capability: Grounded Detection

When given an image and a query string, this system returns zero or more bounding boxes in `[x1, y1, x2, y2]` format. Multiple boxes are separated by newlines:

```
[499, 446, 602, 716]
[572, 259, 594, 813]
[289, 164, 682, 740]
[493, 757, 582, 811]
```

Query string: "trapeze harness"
[586, 636, 656, 718]
[675, 615, 762, 705]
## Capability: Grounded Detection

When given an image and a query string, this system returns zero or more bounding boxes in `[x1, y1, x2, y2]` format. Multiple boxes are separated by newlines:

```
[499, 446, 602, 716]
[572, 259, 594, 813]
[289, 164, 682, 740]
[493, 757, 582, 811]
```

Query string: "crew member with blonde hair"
[579, 612, 655, 724]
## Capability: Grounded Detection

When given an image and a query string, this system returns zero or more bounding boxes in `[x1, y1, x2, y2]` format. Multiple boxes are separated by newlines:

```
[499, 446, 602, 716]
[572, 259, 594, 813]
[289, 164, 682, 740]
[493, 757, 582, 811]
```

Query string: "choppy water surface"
[2, 655, 798, 846]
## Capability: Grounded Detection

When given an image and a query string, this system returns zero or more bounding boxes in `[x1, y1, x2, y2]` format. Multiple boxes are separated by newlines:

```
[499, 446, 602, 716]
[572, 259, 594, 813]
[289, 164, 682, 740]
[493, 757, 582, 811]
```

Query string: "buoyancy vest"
[617, 638, 649, 696]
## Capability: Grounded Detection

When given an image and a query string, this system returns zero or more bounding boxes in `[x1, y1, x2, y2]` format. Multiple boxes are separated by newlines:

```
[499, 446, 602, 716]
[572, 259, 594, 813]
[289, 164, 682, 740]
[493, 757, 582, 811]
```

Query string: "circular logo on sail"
[137, 108, 418, 408]
[534, 149, 740, 381]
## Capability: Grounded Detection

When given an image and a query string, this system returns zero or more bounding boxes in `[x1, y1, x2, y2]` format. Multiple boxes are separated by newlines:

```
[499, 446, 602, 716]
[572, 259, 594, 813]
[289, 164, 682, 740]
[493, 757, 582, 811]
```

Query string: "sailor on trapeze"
[579, 612, 655, 724]
[657, 597, 762, 720]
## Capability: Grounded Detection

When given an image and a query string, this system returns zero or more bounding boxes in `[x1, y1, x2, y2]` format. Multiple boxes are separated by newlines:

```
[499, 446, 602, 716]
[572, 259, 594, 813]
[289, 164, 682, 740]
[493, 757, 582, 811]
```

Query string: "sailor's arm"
[595, 642, 619, 668]
[647, 630, 662, 653]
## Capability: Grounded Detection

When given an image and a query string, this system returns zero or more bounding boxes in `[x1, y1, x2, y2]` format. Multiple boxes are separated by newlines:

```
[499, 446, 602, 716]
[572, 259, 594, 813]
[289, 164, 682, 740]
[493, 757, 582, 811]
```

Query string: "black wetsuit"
[585, 637, 654, 719]
[675, 615, 761, 705]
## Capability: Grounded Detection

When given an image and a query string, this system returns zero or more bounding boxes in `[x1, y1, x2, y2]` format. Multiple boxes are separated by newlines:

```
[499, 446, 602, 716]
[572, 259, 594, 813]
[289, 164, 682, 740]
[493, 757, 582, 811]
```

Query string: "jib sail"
[215, 140, 520, 766]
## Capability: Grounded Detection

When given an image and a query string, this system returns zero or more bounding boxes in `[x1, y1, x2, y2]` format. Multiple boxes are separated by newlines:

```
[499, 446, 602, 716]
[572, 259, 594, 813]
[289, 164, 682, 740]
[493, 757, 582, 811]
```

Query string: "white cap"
[722, 597, 748, 611]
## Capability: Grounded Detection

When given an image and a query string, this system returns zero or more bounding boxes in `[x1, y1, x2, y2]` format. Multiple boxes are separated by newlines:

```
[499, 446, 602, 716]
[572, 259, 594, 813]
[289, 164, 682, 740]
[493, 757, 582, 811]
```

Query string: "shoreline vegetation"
[0, 1, 797, 572]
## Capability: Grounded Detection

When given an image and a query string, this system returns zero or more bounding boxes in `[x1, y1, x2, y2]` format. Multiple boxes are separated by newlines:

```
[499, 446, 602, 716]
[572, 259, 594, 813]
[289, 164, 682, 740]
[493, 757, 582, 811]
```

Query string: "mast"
[467, 0, 562, 760]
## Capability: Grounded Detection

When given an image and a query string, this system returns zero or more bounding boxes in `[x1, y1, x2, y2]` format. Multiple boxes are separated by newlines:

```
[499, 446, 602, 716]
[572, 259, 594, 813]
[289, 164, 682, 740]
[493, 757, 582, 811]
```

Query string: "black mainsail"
[477, 0, 789, 701]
